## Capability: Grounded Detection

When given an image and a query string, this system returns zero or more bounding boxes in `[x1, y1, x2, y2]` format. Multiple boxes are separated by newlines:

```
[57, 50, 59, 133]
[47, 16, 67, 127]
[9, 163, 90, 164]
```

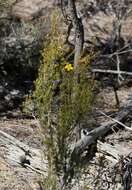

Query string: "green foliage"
[33, 12, 67, 172]
[0, 0, 9, 14]
[0, 0, 15, 17]
[32, 11, 95, 187]
[42, 173, 60, 190]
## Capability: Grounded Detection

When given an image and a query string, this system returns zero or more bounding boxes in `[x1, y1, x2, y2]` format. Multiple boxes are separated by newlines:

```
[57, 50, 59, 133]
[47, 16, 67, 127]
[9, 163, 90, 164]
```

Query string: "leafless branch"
[116, 54, 124, 84]
[98, 110, 132, 132]
[101, 49, 132, 58]
[92, 69, 132, 76]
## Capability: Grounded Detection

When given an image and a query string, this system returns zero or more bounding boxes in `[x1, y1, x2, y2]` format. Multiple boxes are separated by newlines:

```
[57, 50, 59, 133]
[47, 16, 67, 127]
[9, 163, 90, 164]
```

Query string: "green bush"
[32, 12, 95, 188]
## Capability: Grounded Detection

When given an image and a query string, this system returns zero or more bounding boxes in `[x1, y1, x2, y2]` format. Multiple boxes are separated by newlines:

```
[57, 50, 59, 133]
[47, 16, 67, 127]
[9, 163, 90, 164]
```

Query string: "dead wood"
[92, 69, 132, 76]
[97, 140, 132, 164]
[0, 129, 47, 175]
[71, 94, 132, 158]
[60, 94, 132, 187]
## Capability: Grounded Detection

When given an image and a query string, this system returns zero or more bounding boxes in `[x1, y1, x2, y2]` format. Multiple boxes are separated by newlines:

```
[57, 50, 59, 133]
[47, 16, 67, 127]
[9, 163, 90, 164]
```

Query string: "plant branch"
[91, 69, 132, 76]
[98, 110, 132, 132]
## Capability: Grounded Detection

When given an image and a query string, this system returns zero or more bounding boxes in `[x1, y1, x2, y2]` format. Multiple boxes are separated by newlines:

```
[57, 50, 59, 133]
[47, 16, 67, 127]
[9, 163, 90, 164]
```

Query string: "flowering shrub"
[64, 63, 73, 72]
[28, 11, 95, 189]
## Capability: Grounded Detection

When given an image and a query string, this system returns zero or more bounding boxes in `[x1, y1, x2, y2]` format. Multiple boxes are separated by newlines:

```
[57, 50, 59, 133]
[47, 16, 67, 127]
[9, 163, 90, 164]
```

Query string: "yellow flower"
[64, 64, 73, 72]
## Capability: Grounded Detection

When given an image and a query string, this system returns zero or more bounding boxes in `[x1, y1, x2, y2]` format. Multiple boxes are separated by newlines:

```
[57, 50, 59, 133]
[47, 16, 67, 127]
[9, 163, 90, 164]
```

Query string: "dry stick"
[116, 54, 124, 84]
[9, 158, 46, 175]
[109, 49, 132, 57]
[100, 49, 132, 58]
[24, 163, 46, 175]
[92, 69, 132, 76]
[112, 85, 120, 107]
[98, 110, 132, 132]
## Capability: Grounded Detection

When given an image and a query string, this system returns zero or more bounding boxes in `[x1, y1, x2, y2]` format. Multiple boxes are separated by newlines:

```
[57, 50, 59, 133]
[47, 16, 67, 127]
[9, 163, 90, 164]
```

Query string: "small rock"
[4, 94, 11, 101]
[10, 90, 20, 96]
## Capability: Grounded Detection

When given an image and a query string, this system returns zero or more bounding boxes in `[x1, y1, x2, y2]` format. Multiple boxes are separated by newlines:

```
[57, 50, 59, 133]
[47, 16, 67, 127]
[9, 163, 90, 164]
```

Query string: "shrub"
[32, 11, 95, 188]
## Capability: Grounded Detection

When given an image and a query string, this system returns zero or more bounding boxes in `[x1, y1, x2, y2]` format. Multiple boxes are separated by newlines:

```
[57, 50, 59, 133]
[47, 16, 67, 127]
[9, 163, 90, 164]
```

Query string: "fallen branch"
[97, 141, 132, 164]
[92, 69, 132, 76]
[0, 129, 47, 175]
[100, 49, 132, 58]
[98, 110, 132, 132]
[71, 95, 132, 157]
